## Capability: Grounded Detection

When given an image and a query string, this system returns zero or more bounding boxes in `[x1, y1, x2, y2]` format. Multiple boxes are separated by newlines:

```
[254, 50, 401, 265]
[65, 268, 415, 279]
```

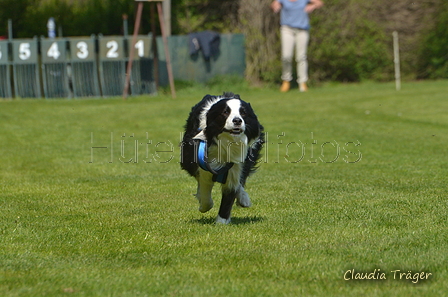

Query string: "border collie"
[181, 92, 264, 224]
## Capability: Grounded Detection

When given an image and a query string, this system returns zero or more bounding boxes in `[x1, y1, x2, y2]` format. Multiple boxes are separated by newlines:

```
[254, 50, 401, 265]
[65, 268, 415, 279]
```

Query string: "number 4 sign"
[41, 39, 66, 63]
[47, 42, 61, 60]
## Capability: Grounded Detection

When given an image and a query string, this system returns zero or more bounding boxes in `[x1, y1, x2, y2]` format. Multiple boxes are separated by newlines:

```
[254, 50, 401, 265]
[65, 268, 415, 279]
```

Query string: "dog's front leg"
[236, 185, 252, 208]
[196, 170, 214, 213]
[216, 188, 237, 224]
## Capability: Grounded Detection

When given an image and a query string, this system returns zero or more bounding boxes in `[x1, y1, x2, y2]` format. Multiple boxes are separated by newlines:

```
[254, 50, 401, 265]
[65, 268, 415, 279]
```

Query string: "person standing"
[271, 0, 324, 92]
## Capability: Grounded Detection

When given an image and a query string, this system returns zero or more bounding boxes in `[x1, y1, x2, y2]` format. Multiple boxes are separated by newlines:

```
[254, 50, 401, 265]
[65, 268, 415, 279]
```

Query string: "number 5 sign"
[12, 39, 39, 64]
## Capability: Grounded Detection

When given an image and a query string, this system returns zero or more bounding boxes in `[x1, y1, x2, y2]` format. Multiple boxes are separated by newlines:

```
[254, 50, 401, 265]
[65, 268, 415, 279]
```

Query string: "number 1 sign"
[127, 37, 151, 60]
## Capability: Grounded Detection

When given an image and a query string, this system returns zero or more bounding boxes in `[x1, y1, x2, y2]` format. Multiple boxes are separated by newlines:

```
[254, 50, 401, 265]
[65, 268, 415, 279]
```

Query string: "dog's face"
[205, 98, 260, 141]
[212, 99, 245, 135]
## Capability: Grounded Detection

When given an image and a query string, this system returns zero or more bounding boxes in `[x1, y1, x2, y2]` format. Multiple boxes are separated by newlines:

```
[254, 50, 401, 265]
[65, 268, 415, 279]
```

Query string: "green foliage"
[417, 2, 448, 79]
[1, 80, 448, 295]
[1, 0, 135, 38]
[238, 0, 281, 84]
[310, 2, 392, 82]
[0, 0, 37, 38]
[240, 0, 446, 83]
[172, 0, 239, 34]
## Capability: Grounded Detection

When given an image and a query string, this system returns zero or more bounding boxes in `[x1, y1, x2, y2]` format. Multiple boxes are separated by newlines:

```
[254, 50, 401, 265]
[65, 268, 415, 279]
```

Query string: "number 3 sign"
[69, 37, 95, 62]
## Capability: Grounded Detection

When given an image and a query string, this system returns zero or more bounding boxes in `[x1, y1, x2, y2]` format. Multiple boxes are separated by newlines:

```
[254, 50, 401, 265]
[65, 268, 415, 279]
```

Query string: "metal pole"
[123, 1, 144, 100]
[8, 19, 13, 40]
[123, 14, 129, 37]
[393, 31, 401, 91]
[157, 2, 176, 98]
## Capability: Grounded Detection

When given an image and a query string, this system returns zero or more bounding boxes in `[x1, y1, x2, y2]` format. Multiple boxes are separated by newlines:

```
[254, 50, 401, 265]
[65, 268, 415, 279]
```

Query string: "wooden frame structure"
[123, 0, 176, 99]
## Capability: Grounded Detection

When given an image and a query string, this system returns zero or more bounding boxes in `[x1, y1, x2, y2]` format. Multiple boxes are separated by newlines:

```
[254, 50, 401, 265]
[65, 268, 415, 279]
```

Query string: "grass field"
[1, 80, 447, 296]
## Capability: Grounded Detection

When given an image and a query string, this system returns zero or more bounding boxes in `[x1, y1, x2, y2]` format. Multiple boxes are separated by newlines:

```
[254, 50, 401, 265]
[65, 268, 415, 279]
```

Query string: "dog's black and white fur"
[181, 92, 264, 224]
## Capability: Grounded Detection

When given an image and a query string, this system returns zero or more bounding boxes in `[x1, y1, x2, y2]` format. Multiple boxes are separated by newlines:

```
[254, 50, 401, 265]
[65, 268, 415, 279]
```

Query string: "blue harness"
[197, 140, 234, 184]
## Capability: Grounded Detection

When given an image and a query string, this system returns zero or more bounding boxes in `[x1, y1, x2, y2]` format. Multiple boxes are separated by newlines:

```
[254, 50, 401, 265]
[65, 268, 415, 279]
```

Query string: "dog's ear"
[245, 102, 254, 113]
[202, 94, 215, 101]
[222, 92, 239, 99]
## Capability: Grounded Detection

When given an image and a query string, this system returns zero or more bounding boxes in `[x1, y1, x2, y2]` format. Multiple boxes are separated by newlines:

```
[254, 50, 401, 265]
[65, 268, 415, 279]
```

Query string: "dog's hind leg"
[216, 188, 237, 224]
[196, 171, 214, 213]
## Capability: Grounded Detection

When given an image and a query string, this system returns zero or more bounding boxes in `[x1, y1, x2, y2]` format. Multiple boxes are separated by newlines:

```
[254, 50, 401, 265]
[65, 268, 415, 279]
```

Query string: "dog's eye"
[240, 107, 246, 116]
[223, 107, 230, 116]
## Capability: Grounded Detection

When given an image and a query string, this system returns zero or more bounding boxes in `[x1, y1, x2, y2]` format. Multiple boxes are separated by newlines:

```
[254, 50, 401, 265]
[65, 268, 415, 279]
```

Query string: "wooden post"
[157, 2, 176, 98]
[151, 3, 159, 90]
[393, 31, 401, 91]
[123, 1, 143, 100]
[123, 0, 175, 99]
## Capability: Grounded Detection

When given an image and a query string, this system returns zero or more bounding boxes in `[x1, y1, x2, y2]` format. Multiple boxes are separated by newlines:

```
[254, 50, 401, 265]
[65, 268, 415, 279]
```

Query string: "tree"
[238, 0, 279, 84]
[0, 0, 38, 38]
[172, 0, 239, 34]
[417, 1, 448, 78]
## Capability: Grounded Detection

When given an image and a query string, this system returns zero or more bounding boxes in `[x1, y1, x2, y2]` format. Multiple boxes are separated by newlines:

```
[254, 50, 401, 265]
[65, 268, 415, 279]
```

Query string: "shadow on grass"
[190, 215, 264, 225]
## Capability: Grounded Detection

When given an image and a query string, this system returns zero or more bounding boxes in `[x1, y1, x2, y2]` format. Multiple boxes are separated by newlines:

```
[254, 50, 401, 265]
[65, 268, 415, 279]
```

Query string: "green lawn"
[1, 80, 447, 296]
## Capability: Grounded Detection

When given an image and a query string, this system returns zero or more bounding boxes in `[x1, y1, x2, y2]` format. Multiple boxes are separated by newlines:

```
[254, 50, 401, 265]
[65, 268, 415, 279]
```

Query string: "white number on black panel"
[47, 42, 61, 60]
[19, 43, 31, 60]
[106, 40, 119, 58]
[76, 41, 89, 59]
[135, 40, 144, 57]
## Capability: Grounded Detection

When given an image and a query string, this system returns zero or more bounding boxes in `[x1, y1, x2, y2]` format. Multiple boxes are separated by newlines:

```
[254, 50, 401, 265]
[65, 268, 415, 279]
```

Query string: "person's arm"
[271, 0, 282, 13]
[305, 0, 323, 13]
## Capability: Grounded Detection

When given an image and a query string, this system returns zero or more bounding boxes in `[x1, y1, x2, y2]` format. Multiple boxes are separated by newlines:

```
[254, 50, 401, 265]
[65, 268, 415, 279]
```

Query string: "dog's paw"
[236, 188, 252, 208]
[198, 201, 213, 213]
[195, 193, 213, 213]
[216, 215, 231, 224]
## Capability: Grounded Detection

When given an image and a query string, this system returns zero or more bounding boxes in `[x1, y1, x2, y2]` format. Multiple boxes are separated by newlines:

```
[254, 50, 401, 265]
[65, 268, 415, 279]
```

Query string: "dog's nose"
[233, 117, 242, 126]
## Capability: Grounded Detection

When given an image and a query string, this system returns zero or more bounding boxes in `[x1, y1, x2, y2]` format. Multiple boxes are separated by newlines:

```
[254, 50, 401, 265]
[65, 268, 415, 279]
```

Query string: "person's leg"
[296, 29, 310, 91]
[280, 26, 295, 91]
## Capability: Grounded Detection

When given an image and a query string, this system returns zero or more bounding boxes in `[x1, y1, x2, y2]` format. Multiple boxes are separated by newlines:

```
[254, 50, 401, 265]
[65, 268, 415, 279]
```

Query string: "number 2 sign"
[99, 36, 124, 60]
